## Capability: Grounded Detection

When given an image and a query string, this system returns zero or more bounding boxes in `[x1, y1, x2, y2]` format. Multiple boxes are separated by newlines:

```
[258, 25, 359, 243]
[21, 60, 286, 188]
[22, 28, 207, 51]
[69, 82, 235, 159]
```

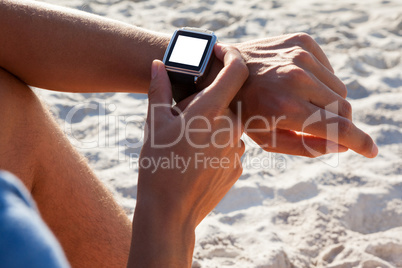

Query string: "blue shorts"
[0, 170, 70, 268]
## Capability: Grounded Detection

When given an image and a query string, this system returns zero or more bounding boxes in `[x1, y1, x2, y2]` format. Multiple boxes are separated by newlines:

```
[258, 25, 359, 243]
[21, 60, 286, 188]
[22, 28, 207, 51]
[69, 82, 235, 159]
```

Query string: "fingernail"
[151, 61, 159, 80]
[371, 143, 379, 157]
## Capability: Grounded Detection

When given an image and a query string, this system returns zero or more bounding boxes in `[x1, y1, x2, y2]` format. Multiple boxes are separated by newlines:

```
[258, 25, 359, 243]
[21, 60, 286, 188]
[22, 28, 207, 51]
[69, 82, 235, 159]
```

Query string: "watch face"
[169, 35, 209, 67]
[163, 29, 216, 76]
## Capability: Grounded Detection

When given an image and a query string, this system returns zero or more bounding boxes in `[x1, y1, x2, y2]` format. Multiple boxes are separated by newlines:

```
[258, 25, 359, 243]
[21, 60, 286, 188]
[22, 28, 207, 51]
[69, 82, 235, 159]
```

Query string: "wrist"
[128, 195, 196, 268]
[130, 29, 171, 93]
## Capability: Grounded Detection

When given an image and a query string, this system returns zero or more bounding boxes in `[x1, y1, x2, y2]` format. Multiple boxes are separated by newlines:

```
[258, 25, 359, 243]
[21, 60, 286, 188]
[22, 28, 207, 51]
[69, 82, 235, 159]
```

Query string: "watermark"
[145, 102, 284, 149]
[128, 151, 287, 173]
[63, 100, 341, 168]
[64, 101, 146, 161]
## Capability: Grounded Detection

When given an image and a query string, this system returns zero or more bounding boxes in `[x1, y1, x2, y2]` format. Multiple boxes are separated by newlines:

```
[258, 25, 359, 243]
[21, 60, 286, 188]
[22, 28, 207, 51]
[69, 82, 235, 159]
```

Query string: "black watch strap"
[167, 71, 199, 103]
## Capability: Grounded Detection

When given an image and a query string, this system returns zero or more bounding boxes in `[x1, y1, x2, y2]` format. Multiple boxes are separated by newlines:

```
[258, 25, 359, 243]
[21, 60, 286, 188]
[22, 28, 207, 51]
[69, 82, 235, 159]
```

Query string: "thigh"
[0, 68, 132, 268]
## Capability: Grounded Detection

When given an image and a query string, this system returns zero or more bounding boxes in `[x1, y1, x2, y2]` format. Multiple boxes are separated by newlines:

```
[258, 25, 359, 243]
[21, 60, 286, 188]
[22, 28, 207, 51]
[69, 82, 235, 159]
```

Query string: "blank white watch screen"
[169, 35, 208, 67]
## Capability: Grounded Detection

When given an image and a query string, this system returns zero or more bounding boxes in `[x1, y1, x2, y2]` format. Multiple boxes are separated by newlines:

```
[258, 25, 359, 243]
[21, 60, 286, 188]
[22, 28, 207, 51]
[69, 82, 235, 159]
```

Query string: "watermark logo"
[301, 101, 340, 167]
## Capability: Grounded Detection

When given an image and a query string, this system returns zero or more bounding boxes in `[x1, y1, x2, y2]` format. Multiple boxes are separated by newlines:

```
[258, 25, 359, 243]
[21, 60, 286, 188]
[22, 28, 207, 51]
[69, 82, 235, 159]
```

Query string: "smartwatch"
[163, 27, 218, 103]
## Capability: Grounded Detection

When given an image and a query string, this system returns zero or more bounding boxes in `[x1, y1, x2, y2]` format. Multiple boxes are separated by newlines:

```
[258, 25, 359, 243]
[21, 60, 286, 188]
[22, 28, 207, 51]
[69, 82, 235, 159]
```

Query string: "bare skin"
[0, 68, 132, 268]
[128, 44, 248, 267]
[0, 0, 378, 267]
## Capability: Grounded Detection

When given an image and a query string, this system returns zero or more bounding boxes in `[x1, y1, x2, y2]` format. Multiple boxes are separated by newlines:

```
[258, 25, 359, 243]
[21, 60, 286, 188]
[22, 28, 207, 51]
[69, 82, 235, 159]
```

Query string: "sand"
[35, 0, 402, 267]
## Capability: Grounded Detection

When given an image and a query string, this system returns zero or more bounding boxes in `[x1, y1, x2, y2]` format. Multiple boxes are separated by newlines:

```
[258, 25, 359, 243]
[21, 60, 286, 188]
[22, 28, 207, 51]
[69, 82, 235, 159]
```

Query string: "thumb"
[147, 60, 173, 120]
[195, 44, 249, 109]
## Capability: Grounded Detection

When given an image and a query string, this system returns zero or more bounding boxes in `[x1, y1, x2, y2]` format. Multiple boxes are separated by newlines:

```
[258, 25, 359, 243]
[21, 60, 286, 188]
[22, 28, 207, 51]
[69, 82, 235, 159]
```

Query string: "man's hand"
[128, 44, 248, 268]
[231, 33, 378, 158]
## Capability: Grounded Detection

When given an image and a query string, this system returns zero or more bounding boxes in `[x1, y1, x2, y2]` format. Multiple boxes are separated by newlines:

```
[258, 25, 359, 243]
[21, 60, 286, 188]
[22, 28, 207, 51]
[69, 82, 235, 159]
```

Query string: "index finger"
[197, 44, 249, 109]
[283, 103, 379, 158]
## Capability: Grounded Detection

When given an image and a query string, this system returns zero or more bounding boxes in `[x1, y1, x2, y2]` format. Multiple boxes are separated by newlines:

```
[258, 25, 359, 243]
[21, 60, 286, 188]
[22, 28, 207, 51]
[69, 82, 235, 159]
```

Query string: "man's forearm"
[0, 0, 170, 93]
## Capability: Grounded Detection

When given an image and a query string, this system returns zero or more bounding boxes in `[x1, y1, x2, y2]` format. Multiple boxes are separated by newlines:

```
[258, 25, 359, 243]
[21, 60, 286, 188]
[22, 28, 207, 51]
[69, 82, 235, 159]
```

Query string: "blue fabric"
[0, 171, 70, 268]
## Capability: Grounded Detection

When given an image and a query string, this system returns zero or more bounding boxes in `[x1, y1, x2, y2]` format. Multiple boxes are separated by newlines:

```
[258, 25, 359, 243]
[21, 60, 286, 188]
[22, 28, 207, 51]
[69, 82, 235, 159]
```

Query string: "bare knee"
[0, 68, 45, 190]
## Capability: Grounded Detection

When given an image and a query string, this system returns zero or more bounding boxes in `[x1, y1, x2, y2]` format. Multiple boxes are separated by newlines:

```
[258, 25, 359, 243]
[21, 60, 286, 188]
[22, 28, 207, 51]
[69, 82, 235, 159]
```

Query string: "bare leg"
[0, 68, 132, 267]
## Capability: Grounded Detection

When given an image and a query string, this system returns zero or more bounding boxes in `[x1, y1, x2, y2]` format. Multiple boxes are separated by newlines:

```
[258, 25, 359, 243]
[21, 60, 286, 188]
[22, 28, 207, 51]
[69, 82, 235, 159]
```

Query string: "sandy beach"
[35, 0, 402, 267]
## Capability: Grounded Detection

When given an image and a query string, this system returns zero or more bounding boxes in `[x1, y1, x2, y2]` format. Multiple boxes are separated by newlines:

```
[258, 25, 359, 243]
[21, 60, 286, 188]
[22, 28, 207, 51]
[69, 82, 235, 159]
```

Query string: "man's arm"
[0, 0, 377, 158]
[0, 0, 169, 93]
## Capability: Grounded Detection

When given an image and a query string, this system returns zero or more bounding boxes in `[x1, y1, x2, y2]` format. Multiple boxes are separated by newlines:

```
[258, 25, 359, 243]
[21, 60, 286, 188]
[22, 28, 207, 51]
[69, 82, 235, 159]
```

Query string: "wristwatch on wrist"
[163, 27, 218, 103]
